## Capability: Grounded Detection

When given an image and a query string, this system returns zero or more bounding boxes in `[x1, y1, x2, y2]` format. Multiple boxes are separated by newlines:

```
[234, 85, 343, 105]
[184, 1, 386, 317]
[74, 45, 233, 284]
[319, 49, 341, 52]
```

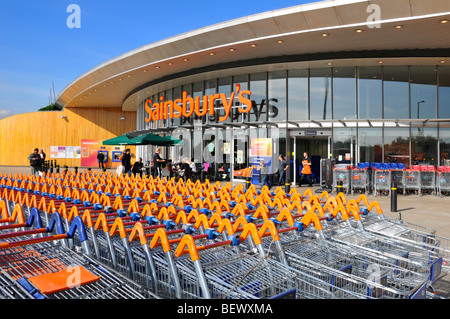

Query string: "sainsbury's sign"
[144, 84, 252, 122]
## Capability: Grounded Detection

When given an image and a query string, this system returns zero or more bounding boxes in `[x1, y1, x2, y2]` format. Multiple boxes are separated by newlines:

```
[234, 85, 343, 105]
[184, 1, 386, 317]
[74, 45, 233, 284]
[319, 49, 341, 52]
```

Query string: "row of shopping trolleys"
[0, 185, 448, 299]
[333, 163, 450, 197]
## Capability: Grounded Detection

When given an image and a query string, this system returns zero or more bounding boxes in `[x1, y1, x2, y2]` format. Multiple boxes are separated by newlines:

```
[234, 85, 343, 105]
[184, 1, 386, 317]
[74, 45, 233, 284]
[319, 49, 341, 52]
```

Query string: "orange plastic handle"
[300, 211, 323, 232]
[127, 199, 140, 213]
[67, 206, 79, 222]
[194, 214, 210, 229]
[346, 206, 361, 222]
[217, 218, 234, 235]
[174, 234, 200, 261]
[113, 196, 124, 210]
[81, 209, 94, 228]
[187, 209, 199, 223]
[94, 213, 110, 233]
[149, 228, 172, 253]
[333, 205, 350, 221]
[233, 216, 249, 233]
[175, 210, 188, 225]
[258, 220, 280, 242]
[356, 194, 370, 207]
[252, 206, 270, 221]
[128, 222, 148, 245]
[367, 201, 384, 216]
[0, 201, 8, 220]
[310, 203, 325, 217]
[240, 223, 262, 246]
[109, 217, 127, 239]
[276, 208, 295, 227]
[58, 202, 68, 220]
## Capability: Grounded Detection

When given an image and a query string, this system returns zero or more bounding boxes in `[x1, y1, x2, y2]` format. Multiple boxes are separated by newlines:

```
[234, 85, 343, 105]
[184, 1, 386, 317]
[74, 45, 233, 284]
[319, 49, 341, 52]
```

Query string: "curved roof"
[56, 0, 450, 111]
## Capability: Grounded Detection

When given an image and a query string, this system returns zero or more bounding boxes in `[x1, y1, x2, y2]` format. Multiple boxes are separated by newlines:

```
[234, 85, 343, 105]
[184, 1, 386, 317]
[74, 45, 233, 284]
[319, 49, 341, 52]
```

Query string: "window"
[383, 66, 409, 119]
[384, 128, 410, 167]
[410, 66, 437, 120]
[310, 68, 331, 120]
[333, 67, 356, 120]
[248, 73, 267, 122]
[358, 66, 382, 119]
[439, 66, 450, 119]
[287, 69, 308, 121]
[358, 128, 382, 163]
[268, 71, 286, 122]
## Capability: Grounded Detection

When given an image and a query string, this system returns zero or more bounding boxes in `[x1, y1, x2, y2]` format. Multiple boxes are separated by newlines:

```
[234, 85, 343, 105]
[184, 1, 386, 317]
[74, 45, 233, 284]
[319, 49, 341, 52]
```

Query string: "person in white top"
[189, 158, 197, 173]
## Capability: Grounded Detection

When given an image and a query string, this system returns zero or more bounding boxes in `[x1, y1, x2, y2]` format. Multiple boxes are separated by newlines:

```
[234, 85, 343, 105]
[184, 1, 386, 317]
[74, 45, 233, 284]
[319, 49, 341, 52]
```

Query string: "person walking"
[278, 155, 289, 186]
[121, 149, 132, 176]
[152, 148, 165, 178]
[299, 152, 312, 187]
[28, 148, 41, 176]
[97, 152, 105, 169]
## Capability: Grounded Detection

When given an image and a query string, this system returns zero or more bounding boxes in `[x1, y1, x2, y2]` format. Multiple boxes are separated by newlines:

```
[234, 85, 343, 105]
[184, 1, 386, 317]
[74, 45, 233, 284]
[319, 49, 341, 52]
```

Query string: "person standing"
[121, 149, 132, 176]
[299, 152, 312, 187]
[97, 152, 105, 169]
[39, 149, 46, 173]
[258, 159, 271, 189]
[28, 148, 41, 176]
[278, 155, 289, 186]
[152, 148, 165, 178]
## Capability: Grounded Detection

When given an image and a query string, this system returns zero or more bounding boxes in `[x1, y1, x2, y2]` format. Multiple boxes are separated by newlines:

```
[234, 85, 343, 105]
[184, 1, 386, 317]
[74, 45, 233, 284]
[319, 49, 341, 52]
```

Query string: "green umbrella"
[127, 132, 182, 146]
[102, 134, 134, 145]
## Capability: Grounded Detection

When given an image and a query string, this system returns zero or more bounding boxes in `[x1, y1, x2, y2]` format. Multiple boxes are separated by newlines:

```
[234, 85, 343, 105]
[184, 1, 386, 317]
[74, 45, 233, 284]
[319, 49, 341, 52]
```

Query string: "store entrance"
[290, 131, 331, 185]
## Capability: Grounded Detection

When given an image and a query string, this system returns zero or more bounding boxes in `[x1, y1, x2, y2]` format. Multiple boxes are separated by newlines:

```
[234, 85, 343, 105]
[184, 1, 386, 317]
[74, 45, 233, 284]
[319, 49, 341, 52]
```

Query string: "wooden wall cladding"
[0, 107, 136, 167]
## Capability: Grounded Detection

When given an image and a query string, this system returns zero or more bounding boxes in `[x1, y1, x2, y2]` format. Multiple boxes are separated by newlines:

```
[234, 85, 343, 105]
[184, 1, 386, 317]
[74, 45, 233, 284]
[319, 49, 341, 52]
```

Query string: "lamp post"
[417, 100, 425, 119]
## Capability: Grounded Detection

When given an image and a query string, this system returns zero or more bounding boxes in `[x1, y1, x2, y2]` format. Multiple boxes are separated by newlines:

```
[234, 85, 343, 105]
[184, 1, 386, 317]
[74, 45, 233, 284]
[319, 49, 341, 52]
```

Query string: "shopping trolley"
[332, 165, 351, 194]
[0, 212, 152, 299]
[351, 163, 371, 195]
[420, 166, 437, 196]
[258, 213, 432, 299]
[372, 163, 391, 196]
[405, 166, 421, 195]
[437, 166, 450, 196]
[390, 163, 406, 195]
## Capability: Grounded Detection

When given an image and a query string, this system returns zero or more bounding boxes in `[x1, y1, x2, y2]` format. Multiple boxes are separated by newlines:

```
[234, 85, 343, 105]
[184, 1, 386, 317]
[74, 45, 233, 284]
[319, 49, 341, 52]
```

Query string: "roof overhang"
[55, 0, 450, 112]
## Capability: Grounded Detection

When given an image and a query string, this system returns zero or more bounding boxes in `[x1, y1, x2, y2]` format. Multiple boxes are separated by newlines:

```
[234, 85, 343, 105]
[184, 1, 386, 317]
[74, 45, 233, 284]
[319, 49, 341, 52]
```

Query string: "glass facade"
[137, 64, 450, 173]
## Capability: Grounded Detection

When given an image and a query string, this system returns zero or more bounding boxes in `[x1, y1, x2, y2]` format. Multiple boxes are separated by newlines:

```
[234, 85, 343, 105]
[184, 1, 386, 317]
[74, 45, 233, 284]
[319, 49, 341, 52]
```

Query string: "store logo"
[144, 84, 252, 122]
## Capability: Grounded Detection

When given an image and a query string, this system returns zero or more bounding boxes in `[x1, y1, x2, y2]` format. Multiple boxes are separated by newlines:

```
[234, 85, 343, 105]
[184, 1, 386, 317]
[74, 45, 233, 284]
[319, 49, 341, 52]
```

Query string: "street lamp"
[417, 100, 425, 119]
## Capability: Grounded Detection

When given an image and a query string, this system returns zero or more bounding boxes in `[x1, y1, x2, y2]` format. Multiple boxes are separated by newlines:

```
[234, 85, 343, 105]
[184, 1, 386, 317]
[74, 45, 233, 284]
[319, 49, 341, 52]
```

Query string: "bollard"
[64, 166, 68, 175]
[56, 165, 60, 174]
[245, 176, 251, 190]
[337, 180, 343, 194]
[49, 161, 53, 174]
[285, 179, 291, 194]
[391, 182, 398, 212]
[74, 167, 78, 174]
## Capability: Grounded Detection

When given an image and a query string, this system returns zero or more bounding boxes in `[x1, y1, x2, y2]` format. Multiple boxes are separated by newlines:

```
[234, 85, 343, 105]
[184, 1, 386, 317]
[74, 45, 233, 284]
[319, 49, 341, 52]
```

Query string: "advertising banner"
[250, 138, 274, 184]
[81, 139, 124, 168]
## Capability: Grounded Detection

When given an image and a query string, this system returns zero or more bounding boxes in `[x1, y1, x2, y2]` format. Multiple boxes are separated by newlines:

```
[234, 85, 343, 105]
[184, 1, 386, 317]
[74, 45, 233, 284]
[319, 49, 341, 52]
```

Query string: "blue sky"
[0, 0, 311, 119]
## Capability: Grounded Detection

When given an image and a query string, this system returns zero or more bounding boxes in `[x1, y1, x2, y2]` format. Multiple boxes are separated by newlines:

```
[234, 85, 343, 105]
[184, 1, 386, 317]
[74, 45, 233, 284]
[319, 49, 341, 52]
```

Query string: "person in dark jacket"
[97, 152, 105, 169]
[28, 148, 41, 176]
[121, 149, 132, 176]
[132, 157, 144, 177]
